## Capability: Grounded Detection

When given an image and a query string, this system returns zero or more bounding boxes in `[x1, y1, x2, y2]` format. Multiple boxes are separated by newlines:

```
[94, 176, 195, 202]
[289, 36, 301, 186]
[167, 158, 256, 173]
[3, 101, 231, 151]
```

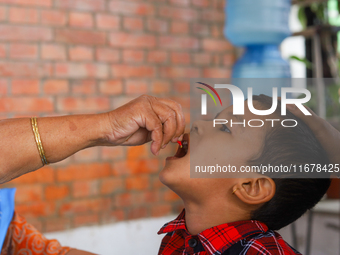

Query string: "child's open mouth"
[166, 133, 189, 161]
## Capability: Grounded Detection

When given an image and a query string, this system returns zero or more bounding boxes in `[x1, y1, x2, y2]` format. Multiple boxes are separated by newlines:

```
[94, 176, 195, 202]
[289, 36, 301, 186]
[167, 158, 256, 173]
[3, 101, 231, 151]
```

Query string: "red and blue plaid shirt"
[158, 210, 301, 255]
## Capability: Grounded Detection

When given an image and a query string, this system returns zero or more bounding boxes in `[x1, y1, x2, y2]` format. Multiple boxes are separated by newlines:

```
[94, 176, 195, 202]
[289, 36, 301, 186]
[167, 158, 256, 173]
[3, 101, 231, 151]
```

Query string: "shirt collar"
[158, 209, 269, 255]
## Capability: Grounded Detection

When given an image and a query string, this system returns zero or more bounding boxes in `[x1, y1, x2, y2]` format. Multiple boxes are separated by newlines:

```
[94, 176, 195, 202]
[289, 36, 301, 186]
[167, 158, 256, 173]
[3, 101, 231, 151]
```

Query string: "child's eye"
[220, 124, 231, 133]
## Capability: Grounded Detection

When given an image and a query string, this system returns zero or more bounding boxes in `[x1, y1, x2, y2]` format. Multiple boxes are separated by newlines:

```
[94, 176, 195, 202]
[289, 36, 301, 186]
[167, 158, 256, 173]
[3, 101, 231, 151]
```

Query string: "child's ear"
[232, 177, 275, 205]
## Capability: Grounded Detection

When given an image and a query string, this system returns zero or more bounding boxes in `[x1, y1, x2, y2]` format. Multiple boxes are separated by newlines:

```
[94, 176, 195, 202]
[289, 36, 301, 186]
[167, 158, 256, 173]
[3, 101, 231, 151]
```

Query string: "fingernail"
[172, 137, 179, 142]
[178, 134, 184, 141]
[156, 150, 159, 156]
[161, 144, 167, 149]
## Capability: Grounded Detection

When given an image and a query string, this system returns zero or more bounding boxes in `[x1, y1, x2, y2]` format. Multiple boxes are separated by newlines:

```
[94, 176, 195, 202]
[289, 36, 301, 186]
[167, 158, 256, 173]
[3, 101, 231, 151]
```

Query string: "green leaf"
[297, 7, 307, 29]
[289, 55, 313, 69]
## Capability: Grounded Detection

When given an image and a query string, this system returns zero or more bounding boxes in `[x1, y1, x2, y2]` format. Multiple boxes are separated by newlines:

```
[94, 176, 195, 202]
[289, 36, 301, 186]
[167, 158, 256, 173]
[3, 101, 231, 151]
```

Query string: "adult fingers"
[157, 98, 186, 143]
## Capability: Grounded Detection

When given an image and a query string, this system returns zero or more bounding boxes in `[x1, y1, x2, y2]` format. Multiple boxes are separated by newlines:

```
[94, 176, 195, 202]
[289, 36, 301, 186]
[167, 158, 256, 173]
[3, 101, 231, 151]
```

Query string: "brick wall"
[0, 0, 235, 233]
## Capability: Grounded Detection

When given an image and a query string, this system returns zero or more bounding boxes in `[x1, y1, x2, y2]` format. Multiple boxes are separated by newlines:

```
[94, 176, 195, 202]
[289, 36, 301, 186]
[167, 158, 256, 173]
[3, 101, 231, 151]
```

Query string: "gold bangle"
[31, 117, 49, 166]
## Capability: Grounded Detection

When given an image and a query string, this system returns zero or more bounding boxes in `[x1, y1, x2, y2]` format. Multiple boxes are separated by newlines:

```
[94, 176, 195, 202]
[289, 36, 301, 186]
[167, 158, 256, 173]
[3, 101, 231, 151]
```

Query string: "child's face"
[159, 101, 272, 201]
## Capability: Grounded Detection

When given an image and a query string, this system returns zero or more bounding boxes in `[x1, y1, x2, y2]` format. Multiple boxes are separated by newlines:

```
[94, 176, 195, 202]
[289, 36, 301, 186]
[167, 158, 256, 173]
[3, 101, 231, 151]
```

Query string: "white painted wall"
[281, 5, 306, 79]
[44, 215, 175, 255]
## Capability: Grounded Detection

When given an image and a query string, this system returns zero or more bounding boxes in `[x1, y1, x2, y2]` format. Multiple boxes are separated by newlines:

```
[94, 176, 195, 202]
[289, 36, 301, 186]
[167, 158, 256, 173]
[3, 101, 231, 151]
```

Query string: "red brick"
[55, 29, 106, 45]
[127, 206, 148, 220]
[43, 80, 69, 94]
[125, 80, 148, 94]
[212, 54, 221, 65]
[126, 145, 147, 160]
[112, 159, 159, 175]
[12, 79, 39, 95]
[0, 62, 51, 77]
[10, 43, 37, 60]
[135, 191, 159, 204]
[55, 63, 109, 79]
[193, 53, 211, 66]
[212, 0, 225, 9]
[72, 180, 99, 198]
[56, 0, 105, 11]
[16, 201, 55, 217]
[174, 80, 190, 93]
[111, 65, 155, 78]
[169, 0, 190, 5]
[159, 66, 200, 78]
[41, 10, 67, 26]
[96, 48, 119, 63]
[202, 39, 233, 52]
[203, 67, 231, 78]
[163, 190, 180, 201]
[0, 79, 7, 94]
[123, 50, 144, 63]
[152, 176, 165, 189]
[0, 0, 52, 7]
[192, 0, 210, 7]
[45, 185, 69, 200]
[151, 204, 172, 217]
[96, 14, 119, 30]
[99, 80, 123, 95]
[101, 210, 125, 224]
[9, 7, 38, 24]
[123, 17, 143, 31]
[41, 44, 66, 60]
[100, 178, 124, 194]
[100, 146, 125, 160]
[171, 52, 190, 65]
[171, 21, 189, 34]
[192, 23, 209, 36]
[211, 25, 224, 38]
[60, 198, 111, 215]
[0, 25, 52, 42]
[126, 175, 149, 190]
[109, 32, 156, 49]
[9, 166, 54, 184]
[74, 213, 99, 227]
[159, 36, 199, 50]
[109, 1, 155, 16]
[147, 18, 168, 33]
[0, 7, 6, 22]
[170, 95, 190, 108]
[159, 6, 198, 21]
[15, 185, 43, 203]
[0, 97, 54, 113]
[56, 163, 111, 182]
[114, 193, 132, 207]
[69, 45, 94, 61]
[69, 12, 94, 28]
[57, 97, 110, 113]
[73, 145, 99, 160]
[224, 53, 236, 66]
[148, 51, 168, 63]
[45, 218, 71, 233]
[151, 80, 171, 94]
[202, 10, 225, 22]
[0, 44, 6, 58]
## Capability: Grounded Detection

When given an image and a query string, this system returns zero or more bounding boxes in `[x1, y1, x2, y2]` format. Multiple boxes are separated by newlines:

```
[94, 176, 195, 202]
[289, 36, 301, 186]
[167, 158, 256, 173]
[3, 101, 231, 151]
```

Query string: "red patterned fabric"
[158, 210, 301, 255]
[1, 212, 71, 255]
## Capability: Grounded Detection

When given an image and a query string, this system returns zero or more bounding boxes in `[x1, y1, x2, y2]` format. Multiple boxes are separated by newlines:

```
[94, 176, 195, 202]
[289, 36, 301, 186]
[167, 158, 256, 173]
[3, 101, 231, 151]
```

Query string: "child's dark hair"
[248, 94, 331, 230]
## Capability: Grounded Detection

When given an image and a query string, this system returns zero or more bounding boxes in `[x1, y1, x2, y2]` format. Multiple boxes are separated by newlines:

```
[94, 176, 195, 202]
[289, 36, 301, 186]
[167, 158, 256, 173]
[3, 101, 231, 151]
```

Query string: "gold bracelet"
[31, 117, 49, 166]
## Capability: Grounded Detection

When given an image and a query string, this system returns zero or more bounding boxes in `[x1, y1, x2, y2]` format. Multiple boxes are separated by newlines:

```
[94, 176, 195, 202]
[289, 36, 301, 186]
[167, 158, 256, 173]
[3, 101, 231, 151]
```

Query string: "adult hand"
[104, 95, 186, 156]
[287, 104, 340, 165]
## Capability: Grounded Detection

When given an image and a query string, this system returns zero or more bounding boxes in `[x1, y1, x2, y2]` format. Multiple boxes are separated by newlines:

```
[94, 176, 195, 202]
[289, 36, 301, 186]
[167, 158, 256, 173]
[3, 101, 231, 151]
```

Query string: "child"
[158, 95, 331, 255]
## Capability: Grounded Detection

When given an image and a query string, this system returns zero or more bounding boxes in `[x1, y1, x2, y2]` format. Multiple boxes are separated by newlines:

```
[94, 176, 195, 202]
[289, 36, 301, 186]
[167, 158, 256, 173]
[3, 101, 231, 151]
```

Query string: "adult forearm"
[0, 113, 109, 183]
